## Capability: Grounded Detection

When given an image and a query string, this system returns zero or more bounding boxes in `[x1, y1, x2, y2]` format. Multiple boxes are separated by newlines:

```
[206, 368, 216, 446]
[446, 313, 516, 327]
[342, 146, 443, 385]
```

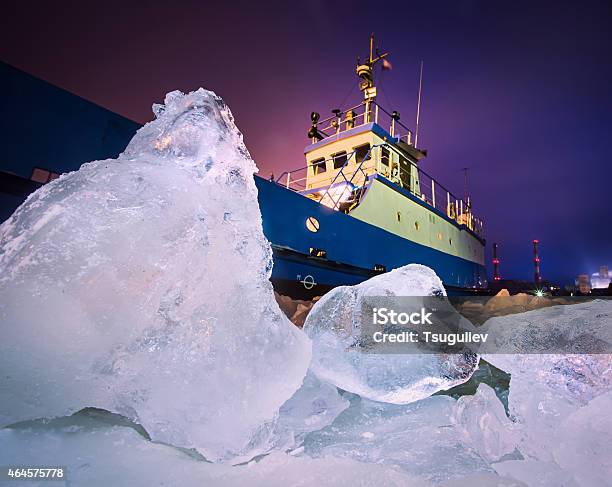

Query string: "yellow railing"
[311, 100, 413, 146]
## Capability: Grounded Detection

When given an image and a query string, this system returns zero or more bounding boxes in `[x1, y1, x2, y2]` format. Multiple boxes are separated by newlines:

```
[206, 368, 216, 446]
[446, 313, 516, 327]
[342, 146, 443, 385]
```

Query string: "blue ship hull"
[255, 176, 487, 298]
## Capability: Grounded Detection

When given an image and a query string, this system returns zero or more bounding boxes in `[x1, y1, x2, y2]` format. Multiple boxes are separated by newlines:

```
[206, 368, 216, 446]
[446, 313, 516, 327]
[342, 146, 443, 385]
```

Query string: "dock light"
[392, 110, 400, 121]
[311, 112, 320, 123]
[534, 289, 545, 297]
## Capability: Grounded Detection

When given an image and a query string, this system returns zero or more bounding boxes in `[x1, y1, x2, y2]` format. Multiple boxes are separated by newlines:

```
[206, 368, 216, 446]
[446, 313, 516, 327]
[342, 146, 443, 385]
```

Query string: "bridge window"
[381, 147, 390, 166]
[332, 151, 348, 169]
[311, 157, 326, 175]
[399, 156, 412, 189]
[354, 144, 371, 165]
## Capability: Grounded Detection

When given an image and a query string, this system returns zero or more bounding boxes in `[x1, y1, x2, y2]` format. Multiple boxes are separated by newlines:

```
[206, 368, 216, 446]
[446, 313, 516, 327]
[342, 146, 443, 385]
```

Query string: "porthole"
[414, 221, 420, 231]
[449, 238, 453, 246]
[396, 211, 401, 222]
[437, 232, 443, 240]
[306, 216, 320, 233]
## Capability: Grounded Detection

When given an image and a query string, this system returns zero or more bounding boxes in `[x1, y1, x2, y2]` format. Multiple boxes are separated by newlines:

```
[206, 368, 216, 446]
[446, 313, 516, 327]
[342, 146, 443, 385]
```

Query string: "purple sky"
[2, 0, 611, 284]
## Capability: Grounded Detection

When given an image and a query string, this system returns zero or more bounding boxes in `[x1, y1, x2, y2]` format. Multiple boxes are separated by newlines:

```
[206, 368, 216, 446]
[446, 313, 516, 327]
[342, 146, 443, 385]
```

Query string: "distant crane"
[533, 239, 542, 284]
[493, 243, 501, 281]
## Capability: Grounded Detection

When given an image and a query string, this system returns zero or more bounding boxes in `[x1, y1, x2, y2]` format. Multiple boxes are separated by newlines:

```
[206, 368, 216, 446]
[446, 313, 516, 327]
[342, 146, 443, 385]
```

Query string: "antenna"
[355, 34, 389, 103]
[461, 167, 469, 201]
[414, 60, 424, 148]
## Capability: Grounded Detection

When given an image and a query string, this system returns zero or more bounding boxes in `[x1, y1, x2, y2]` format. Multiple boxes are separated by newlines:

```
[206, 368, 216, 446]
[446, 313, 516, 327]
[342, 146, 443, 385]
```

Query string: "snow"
[302, 264, 478, 404]
[0, 412, 429, 487]
[0, 88, 311, 463]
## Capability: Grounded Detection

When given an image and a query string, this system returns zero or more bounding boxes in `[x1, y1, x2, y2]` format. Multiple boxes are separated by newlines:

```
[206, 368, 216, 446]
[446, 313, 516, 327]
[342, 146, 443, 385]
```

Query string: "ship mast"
[356, 33, 390, 113]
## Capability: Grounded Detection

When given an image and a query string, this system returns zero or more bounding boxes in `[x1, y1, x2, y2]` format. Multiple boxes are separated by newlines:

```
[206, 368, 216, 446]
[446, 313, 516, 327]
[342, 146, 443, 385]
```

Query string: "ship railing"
[275, 164, 310, 192]
[275, 143, 484, 236]
[376, 142, 483, 235]
[316, 145, 376, 211]
[413, 163, 484, 236]
[275, 148, 374, 209]
[312, 100, 414, 145]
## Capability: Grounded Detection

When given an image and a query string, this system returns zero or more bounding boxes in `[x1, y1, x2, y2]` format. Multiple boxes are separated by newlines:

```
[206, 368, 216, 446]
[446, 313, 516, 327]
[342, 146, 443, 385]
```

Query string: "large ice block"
[0, 89, 311, 462]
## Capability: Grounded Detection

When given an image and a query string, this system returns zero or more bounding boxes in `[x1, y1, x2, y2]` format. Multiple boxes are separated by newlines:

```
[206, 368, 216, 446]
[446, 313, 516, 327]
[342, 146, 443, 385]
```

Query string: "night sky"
[2, 0, 611, 285]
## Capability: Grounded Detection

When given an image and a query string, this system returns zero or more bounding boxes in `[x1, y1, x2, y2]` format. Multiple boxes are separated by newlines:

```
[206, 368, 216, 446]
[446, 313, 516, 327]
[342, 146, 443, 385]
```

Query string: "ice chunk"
[482, 300, 612, 462]
[303, 394, 493, 483]
[553, 391, 612, 487]
[480, 299, 612, 356]
[270, 371, 350, 452]
[0, 412, 429, 487]
[437, 473, 528, 486]
[452, 384, 519, 463]
[493, 460, 580, 487]
[466, 368, 611, 487]
[0, 89, 311, 462]
[303, 264, 478, 404]
[495, 353, 611, 463]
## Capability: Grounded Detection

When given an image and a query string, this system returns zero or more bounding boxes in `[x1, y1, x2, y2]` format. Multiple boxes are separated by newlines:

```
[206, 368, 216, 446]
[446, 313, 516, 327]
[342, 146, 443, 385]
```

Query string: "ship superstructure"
[255, 36, 486, 297]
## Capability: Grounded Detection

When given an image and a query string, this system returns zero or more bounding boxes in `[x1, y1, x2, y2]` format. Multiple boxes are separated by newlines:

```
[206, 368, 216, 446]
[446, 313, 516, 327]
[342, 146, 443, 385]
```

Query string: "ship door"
[399, 155, 411, 190]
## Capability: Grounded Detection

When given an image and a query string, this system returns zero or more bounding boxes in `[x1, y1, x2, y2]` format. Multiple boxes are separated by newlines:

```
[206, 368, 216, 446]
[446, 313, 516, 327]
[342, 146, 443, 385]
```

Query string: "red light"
[533, 239, 539, 244]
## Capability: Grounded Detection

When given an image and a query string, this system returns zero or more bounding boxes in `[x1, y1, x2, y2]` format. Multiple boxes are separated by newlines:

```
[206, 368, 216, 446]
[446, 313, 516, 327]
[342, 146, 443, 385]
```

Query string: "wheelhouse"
[274, 36, 483, 237]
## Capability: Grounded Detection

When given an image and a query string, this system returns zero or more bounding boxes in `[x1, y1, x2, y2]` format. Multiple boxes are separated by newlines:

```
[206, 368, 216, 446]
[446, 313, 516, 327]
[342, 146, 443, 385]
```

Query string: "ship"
[255, 36, 486, 298]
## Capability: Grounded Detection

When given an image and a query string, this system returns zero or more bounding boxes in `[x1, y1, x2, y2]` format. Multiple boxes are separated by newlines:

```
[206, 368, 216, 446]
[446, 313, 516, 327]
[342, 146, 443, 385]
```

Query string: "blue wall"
[0, 62, 140, 179]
